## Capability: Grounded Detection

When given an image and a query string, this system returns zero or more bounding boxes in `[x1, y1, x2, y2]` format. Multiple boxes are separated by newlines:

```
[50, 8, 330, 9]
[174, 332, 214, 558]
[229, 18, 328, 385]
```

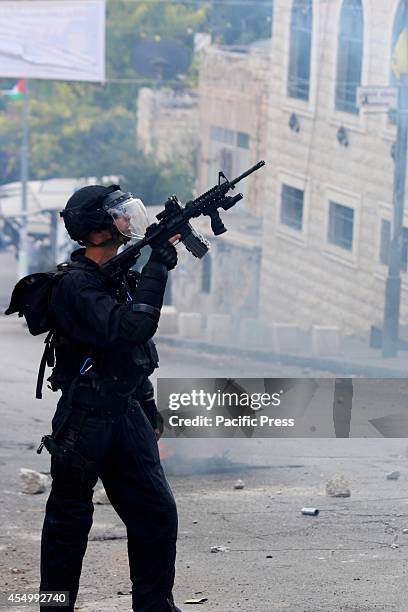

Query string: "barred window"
[288, 0, 313, 101]
[328, 202, 354, 251]
[379, 219, 408, 272]
[335, 0, 364, 115]
[280, 184, 304, 231]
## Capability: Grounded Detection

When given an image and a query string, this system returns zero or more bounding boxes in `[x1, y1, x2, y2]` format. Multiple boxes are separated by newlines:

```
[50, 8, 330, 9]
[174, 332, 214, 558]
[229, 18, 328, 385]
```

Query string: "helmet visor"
[105, 197, 149, 240]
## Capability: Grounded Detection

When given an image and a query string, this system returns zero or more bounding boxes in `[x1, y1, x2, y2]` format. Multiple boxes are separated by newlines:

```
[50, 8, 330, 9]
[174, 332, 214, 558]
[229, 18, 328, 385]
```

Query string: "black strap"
[36, 331, 54, 399]
[51, 375, 80, 441]
[131, 303, 160, 317]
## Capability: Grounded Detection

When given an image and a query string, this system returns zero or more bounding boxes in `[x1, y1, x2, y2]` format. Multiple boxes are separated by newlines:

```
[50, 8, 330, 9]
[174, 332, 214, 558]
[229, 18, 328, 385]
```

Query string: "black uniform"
[39, 249, 180, 612]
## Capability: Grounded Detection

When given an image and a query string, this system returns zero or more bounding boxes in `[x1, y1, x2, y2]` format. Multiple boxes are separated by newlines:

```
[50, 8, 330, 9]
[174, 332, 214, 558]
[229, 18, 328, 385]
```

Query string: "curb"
[157, 335, 408, 378]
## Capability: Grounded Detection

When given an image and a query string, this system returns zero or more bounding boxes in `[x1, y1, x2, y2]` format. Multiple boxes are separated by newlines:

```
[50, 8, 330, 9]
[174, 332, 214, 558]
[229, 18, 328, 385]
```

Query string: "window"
[201, 255, 211, 293]
[288, 0, 313, 101]
[388, 2, 406, 124]
[335, 0, 364, 114]
[280, 184, 304, 230]
[392, 1, 407, 83]
[328, 201, 354, 250]
[210, 126, 250, 149]
[379, 219, 408, 272]
[208, 126, 250, 191]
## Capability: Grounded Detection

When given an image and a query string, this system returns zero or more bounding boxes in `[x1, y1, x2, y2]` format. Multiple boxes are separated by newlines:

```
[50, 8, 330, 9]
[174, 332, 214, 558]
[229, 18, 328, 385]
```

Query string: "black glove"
[149, 242, 178, 271]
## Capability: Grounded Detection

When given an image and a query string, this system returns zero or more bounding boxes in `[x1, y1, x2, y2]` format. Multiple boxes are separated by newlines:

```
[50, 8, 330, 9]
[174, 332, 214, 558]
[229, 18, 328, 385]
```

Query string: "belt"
[73, 395, 142, 418]
[61, 376, 142, 395]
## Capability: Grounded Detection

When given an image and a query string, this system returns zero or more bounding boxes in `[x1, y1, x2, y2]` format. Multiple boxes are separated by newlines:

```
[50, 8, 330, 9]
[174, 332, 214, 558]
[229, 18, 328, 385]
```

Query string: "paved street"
[0, 317, 408, 611]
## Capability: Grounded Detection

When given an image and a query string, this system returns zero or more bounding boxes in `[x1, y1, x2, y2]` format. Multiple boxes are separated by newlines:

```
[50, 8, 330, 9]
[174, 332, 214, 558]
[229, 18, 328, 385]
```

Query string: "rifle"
[101, 160, 265, 280]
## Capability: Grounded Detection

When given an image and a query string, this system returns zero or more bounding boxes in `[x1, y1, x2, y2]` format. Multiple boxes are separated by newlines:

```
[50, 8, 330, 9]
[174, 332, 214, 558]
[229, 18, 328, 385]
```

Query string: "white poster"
[0, 0, 105, 82]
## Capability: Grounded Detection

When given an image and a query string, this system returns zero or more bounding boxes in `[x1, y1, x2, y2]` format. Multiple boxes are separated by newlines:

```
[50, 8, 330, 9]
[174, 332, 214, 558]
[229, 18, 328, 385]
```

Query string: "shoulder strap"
[36, 330, 55, 399]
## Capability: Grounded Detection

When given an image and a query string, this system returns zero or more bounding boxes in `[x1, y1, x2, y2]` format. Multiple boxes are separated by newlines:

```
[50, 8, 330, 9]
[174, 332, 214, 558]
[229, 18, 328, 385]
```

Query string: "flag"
[392, 29, 408, 79]
[1, 79, 25, 99]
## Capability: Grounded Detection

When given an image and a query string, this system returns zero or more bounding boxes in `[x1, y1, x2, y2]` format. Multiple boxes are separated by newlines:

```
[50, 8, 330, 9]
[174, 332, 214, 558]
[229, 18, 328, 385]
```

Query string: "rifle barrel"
[230, 160, 265, 187]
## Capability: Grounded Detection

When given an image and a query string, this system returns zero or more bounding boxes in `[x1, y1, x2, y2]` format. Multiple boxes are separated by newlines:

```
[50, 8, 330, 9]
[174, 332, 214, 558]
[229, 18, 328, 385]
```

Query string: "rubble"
[210, 545, 230, 553]
[233, 479, 245, 490]
[301, 507, 319, 516]
[386, 471, 400, 480]
[325, 475, 351, 498]
[19, 468, 47, 494]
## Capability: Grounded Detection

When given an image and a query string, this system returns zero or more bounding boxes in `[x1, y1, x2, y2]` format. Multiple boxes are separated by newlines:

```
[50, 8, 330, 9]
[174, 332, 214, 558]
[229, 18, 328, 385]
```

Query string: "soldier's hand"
[149, 235, 180, 271]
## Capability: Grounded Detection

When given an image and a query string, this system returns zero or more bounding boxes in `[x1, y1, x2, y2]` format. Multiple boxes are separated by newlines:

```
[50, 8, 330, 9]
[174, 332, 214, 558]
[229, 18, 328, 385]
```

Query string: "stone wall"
[136, 88, 199, 165]
[260, 0, 407, 335]
[197, 42, 271, 218]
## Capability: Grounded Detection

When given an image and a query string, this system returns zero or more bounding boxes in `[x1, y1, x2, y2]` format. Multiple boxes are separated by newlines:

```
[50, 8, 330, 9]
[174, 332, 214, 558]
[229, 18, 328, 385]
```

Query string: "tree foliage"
[0, 0, 270, 201]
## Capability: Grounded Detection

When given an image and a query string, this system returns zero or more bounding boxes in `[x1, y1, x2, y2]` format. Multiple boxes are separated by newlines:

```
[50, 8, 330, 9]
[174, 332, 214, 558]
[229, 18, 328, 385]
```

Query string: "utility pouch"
[39, 434, 63, 456]
[42, 434, 98, 497]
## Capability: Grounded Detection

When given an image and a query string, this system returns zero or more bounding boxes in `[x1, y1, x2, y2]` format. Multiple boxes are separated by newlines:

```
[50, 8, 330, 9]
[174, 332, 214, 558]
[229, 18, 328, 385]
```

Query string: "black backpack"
[5, 262, 89, 398]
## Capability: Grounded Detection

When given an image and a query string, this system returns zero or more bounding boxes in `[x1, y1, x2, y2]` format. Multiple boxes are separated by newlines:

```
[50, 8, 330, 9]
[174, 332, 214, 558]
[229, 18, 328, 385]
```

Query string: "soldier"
[39, 184, 182, 612]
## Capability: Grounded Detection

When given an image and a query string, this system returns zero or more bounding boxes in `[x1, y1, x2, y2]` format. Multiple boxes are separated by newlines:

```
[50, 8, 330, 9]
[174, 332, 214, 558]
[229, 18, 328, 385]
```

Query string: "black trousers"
[40, 392, 179, 612]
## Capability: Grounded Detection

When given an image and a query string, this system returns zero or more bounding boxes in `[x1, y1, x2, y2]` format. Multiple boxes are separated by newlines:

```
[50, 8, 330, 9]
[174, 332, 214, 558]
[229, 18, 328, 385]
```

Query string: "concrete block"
[272, 323, 299, 354]
[207, 314, 233, 345]
[179, 312, 203, 339]
[239, 318, 272, 349]
[158, 306, 178, 335]
[312, 325, 340, 356]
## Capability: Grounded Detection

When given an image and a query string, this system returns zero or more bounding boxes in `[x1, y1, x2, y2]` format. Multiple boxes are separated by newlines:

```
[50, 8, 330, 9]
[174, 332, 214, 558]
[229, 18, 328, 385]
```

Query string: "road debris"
[233, 479, 245, 490]
[301, 507, 319, 516]
[386, 471, 400, 480]
[326, 475, 351, 498]
[19, 468, 47, 494]
[184, 597, 208, 604]
[210, 545, 230, 553]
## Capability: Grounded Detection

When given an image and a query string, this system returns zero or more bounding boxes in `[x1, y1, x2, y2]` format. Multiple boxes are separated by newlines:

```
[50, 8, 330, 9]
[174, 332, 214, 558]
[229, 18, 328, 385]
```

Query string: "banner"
[0, 1, 105, 82]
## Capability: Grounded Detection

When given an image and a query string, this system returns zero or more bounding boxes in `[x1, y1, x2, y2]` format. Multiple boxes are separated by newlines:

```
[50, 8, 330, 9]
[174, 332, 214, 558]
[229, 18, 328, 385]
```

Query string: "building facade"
[136, 87, 199, 165]
[260, 0, 408, 335]
[197, 41, 271, 218]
